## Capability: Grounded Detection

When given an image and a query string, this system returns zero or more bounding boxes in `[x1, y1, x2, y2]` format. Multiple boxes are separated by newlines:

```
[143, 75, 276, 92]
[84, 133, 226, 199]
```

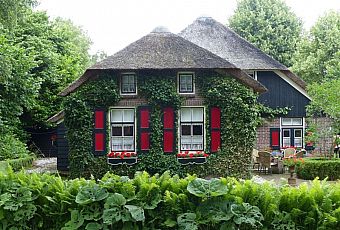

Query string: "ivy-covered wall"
[63, 70, 262, 178]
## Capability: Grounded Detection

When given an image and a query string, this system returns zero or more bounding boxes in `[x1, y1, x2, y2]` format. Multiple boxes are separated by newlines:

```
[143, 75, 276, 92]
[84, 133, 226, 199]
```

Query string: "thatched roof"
[59, 27, 266, 96]
[179, 17, 306, 89]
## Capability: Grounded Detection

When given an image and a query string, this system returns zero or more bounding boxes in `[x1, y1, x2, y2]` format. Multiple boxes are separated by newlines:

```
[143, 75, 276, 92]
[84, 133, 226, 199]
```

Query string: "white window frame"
[177, 72, 195, 94]
[120, 72, 137, 95]
[110, 108, 136, 152]
[179, 107, 204, 151]
[280, 117, 305, 148]
[246, 70, 257, 80]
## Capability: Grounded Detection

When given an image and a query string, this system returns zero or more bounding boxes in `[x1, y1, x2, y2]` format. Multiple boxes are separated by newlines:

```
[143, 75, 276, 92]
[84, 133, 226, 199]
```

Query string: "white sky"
[36, 0, 339, 55]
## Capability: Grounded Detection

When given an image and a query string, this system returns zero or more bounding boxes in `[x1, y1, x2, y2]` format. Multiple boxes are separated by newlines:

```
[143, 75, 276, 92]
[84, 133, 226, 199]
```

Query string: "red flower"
[125, 152, 131, 157]
[120, 154, 124, 159]
[204, 153, 209, 157]
[189, 153, 194, 158]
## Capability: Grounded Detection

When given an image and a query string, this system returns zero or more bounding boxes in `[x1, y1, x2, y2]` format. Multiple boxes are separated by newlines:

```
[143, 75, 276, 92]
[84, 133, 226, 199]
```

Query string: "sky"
[36, 0, 340, 55]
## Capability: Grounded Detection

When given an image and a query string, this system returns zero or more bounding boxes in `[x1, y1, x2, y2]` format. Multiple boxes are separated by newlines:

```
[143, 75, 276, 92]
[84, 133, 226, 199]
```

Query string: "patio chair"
[283, 148, 296, 158]
[295, 150, 305, 158]
[252, 149, 260, 170]
[258, 151, 277, 174]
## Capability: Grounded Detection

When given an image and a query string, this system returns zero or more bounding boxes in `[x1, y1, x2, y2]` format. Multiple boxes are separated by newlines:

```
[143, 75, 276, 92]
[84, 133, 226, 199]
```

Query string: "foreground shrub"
[296, 158, 340, 180]
[0, 170, 339, 229]
[0, 134, 32, 160]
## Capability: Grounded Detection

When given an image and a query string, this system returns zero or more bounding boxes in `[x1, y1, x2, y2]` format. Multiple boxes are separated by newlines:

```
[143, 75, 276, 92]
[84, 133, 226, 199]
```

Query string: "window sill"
[120, 94, 138, 98]
[177, 157, 207, 165]
[107, 157, 137, 166]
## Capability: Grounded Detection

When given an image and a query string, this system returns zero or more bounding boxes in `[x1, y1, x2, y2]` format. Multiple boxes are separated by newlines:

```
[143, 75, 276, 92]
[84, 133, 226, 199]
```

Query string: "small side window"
[178, 73, 194, 94]
[121, 73, 137, 95]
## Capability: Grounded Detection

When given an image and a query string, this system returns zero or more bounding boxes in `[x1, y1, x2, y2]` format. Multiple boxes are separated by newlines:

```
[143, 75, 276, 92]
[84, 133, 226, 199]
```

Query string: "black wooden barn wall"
[56, 122, 69, 171]
[257, 71, 310, 117]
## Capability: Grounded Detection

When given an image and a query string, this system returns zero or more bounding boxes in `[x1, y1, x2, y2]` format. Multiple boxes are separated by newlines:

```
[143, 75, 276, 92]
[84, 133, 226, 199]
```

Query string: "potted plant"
[176, 151, 209, 165]
[283, 156, 304, 186]
[107, 151, 138, 165]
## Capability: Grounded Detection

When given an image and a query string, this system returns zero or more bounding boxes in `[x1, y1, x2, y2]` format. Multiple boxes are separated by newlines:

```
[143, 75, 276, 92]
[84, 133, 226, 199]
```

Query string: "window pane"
[179, 74, 193, 93]
[123, 125, 134, 136]
[294, 129, 302, 138]
[181, 125, 191, 135]
[282, 118, 292, 126]
[181, 108, 191, 122]
[283, 130, 290, 137]
[121, 74, 136, 93]
[292, 118, 302, 125]
[181, 136, 192, 150]
[123, 109, 134, 122]
[294, 138, 302, 147]
[111, 110, 123, 122]
[112, 125, 122, 136]
[193, 124, 203, 135]
[192, 108, 203, 121]
[112, 137, 123, 150]
[283, 138, 291, 147]
[192, 136, 203, 150]
[123, 137, 134, 150]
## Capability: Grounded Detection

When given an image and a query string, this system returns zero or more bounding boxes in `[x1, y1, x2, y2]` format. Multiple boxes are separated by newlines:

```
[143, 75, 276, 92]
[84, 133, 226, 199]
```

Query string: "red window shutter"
[163, 107, 175, 153]
[210, 107, 221, 152]
[138, 106, 151, 151]
[93, 108, 106, 156]
[270, 128, 280, 150]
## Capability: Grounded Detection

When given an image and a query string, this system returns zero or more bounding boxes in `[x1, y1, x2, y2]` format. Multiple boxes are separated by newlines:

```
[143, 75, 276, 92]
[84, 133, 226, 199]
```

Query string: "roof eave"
[215, 68, 267, 94]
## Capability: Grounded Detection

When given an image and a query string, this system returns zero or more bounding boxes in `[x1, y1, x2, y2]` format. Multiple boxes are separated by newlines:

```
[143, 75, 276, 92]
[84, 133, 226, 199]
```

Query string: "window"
[180, 107, 204, 150]
[246, 70, 257, 80]
[281, 117, 304, 148]
[282, 129, 291, 147]
[178, 73, 194, 93]
[110, 109, 135, 151]
[121, 73, 136, 94]
[281, 118, 302, 126]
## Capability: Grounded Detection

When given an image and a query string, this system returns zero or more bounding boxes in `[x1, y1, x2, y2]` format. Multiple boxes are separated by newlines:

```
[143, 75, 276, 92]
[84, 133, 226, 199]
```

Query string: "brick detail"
[310, 117, 333, 155]
[116, 98, 148, 107]
[255, 118, 280, 150]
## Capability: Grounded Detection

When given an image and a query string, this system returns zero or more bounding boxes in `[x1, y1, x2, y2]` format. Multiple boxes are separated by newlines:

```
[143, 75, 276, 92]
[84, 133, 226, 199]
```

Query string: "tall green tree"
[293, 11, 340, 125]
[0, 0, 36, 30]
[292, 11, 340, 84]
[229, 0, 302, 67]
[1, 3, 92, 139]
[14, 12, 92, 129]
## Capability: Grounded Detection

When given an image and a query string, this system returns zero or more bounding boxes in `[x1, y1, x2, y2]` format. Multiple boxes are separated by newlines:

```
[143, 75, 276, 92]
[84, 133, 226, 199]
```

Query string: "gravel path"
[26, 157, 57, 174]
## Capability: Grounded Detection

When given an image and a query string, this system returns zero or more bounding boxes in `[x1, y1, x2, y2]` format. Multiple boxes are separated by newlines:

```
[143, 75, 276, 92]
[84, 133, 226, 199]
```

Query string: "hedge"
[296, 158, 340, 180]
[0, 170, 339, 229]
[0, 155, 35, 172]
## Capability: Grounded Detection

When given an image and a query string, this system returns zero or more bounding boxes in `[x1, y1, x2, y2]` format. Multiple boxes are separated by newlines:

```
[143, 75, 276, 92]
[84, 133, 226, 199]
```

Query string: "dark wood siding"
[57, 122, 69, 171]
[257, 71, 310, 117]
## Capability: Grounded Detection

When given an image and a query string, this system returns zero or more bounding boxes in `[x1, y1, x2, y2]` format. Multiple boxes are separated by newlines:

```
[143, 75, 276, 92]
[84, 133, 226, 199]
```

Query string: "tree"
[11, 11, 92, 129]
[0, 27, 38, 138]
[0, 0, 36, 30]
[228, 0, 302, 67]
[292, 11, 340, 84]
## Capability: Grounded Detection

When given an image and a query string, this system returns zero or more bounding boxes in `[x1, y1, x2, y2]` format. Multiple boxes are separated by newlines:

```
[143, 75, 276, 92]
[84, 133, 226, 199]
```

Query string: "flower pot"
[177, 157, 207, 165]
[107, 157, 137, 166]
[288, 177, 296, 186]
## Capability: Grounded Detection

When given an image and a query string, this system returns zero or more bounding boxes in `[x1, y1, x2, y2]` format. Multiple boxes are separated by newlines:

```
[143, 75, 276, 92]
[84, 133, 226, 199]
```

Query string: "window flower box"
[107, 151, 137, 166]
[176, 151, 208, 165]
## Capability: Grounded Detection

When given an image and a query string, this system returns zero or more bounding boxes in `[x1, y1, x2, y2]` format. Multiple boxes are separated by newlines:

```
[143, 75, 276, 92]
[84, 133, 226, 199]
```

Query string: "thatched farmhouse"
[49, 17, 313, 177]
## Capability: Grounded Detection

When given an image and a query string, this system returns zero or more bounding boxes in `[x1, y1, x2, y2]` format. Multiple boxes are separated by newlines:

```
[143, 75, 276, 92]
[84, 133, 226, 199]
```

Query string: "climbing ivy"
[63, 74, 120, 177]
